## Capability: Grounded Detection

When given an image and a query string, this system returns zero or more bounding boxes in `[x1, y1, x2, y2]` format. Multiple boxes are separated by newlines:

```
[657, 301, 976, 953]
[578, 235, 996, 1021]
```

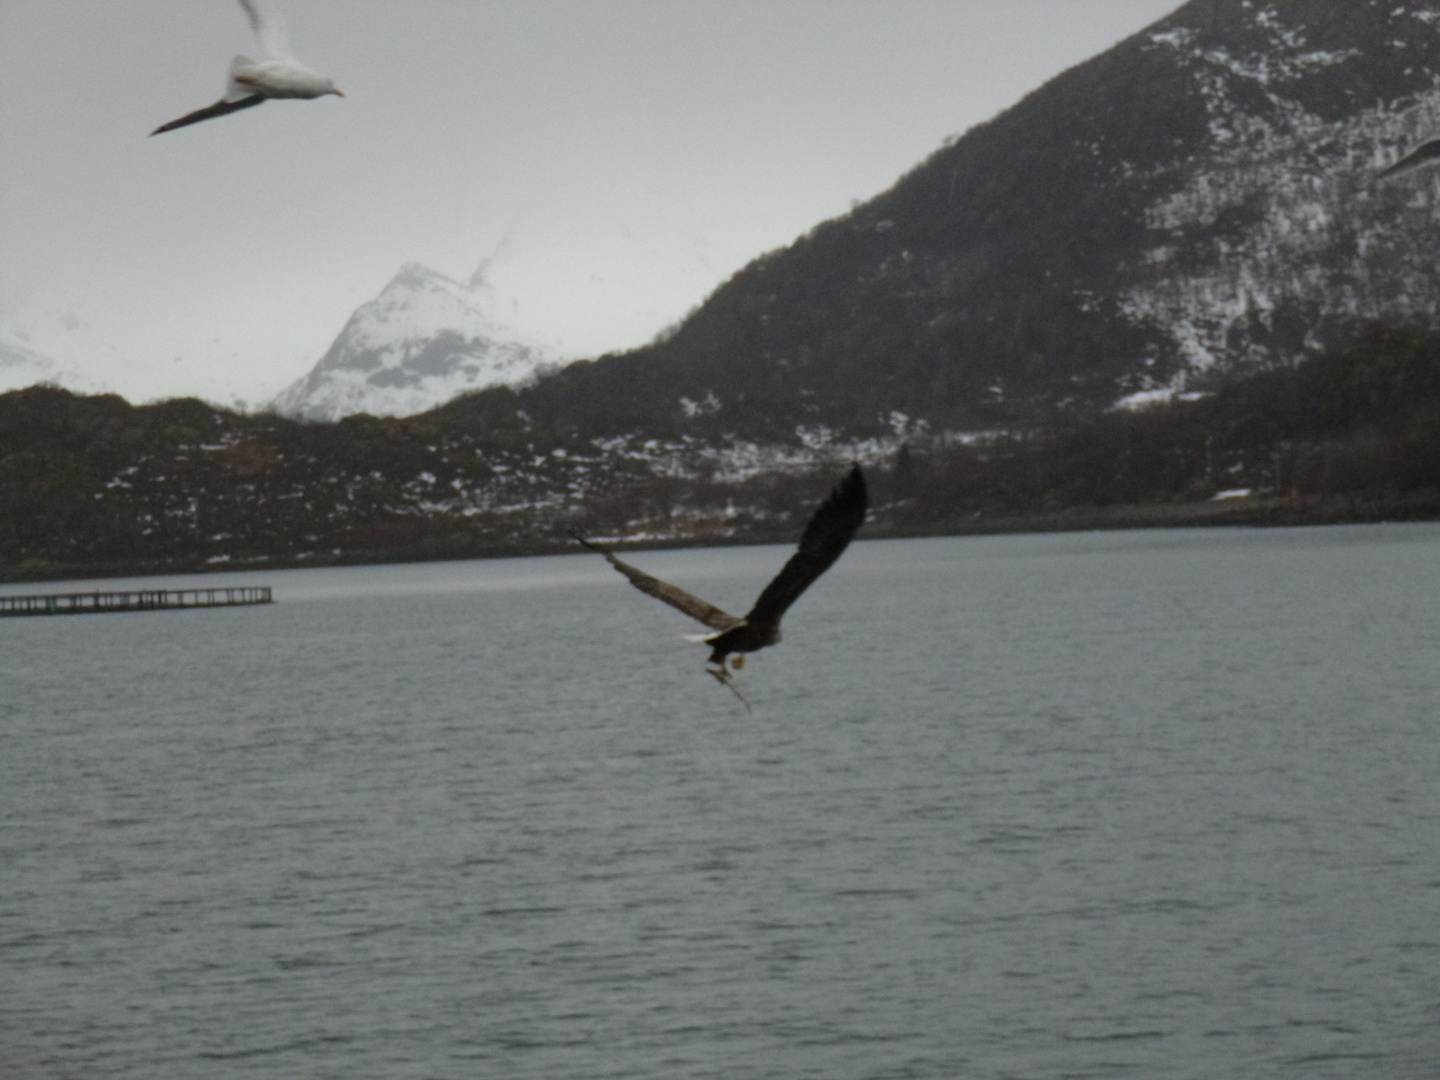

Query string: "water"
[2, 525, 1438, 1079]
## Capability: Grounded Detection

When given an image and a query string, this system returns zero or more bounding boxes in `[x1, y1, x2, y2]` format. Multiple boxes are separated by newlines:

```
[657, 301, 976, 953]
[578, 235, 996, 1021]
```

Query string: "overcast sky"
[0, 0, 1181, 407]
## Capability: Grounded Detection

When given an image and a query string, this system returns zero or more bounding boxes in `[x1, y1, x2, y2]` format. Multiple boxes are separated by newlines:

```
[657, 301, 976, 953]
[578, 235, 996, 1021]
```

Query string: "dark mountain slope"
[4, 328, 1438, 581]
[890, 325, 1440, 530]
[440, 0, 1440, 442]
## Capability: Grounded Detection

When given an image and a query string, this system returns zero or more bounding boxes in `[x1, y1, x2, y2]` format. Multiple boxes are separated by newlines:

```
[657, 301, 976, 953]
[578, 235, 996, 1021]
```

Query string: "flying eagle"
[151, 0, 343, 136]
[573, 465, 868, 702]
[1377, 138, 1440, 181]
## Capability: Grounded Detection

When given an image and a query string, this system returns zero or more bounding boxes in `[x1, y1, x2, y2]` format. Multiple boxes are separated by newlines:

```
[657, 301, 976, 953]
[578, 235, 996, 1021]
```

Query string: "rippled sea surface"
[3, 525, 1438, 1080]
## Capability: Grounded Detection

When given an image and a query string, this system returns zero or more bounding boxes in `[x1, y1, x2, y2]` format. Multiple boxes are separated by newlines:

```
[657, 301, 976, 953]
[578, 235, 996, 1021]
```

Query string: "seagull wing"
[573, 533, 743, 633]
[150, 94, 266, 136]
[741, 464, 867, 634]
[237, 0, 292, 60]
[1378, 139, 1440, 181]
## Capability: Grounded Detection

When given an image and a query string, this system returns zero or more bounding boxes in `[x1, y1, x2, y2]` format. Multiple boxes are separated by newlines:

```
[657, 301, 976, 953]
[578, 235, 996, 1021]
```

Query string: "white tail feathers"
[225, 55, 257, 98]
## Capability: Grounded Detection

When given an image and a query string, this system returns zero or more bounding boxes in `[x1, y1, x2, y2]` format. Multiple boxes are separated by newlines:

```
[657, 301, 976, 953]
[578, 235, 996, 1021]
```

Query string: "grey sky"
[0, 0, 1181, 406]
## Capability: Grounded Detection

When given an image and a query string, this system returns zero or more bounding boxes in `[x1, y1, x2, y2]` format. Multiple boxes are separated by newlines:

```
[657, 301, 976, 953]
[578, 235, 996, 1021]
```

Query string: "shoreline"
[4, 490, 1435, 588]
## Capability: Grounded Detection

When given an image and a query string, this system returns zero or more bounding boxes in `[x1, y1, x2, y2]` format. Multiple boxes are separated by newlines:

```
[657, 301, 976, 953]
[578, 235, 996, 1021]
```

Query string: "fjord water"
[2, 525, 1437, 1080]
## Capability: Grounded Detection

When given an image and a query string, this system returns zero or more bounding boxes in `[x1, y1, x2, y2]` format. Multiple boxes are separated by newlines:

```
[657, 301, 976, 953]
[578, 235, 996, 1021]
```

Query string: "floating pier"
[0, 586, 273, 617]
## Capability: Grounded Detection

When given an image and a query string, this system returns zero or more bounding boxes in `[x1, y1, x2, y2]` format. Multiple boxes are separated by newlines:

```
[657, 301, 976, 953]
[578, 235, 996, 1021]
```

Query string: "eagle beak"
[331, 89, 345, 97]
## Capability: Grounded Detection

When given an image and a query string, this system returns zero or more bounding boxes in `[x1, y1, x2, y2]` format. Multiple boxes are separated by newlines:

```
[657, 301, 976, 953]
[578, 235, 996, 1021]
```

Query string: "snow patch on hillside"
[1121, 11, 1440, 389]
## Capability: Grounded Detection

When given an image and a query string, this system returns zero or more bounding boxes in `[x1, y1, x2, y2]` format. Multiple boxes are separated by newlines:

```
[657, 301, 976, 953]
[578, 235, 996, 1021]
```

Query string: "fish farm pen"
[0, 586, 273, 617]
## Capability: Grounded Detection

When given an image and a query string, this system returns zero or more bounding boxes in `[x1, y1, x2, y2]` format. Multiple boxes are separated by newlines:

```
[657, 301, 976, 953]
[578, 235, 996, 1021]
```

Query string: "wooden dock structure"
[0, 586, 273, 617]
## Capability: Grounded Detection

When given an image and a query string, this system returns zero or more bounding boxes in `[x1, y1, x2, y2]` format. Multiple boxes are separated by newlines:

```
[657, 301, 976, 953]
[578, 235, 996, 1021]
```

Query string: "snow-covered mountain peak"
[271, 263, 562, 421]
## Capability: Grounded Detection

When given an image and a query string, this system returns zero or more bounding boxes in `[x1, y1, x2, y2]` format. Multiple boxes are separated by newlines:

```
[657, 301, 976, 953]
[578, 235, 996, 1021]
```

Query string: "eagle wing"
[151, 94, 266, 136]
[573, 533, 743, 633]
[741, 464, 867, 634]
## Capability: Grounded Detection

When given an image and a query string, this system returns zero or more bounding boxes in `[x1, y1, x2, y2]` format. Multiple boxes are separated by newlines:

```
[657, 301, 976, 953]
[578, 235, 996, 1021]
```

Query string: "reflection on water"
[3, 525, 1438, 1079]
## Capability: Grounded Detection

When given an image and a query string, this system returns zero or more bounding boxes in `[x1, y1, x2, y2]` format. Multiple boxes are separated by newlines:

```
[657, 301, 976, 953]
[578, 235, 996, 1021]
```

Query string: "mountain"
[4, 326, 1438, 582]
[435, 0, 1440, 444]
[8, 0, 1440, 582]
[270, 263, 560, 421]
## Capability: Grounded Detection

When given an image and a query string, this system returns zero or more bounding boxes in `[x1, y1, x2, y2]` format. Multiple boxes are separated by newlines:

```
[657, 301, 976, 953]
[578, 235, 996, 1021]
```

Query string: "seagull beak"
[331, 89, 345, 97]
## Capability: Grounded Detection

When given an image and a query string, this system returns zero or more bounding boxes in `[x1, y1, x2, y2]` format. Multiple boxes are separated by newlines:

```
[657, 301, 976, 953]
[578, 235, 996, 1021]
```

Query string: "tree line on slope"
[887, 325, 1440, 529]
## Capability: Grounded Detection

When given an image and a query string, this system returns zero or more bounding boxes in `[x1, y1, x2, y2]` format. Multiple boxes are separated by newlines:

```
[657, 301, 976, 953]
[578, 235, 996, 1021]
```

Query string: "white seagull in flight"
[151, 0, 343, 136]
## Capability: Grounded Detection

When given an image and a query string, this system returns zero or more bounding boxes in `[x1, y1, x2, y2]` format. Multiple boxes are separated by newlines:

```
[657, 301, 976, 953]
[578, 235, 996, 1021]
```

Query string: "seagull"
[573, 465, 868, 705]
[151, 0, 343, 136]
[1377, 138, 1440, 181]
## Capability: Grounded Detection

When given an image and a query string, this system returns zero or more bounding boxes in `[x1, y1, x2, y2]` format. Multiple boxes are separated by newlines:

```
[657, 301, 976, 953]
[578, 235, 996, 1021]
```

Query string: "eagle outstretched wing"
[570, 532, 743, 633]
[741, 463, 868, 635]
[573, 463, 867, 672]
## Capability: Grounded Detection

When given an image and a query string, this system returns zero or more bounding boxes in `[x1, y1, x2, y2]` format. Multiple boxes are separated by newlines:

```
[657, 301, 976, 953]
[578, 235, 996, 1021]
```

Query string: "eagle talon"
[730, 655, 745, 670]
[708, 663, 752, 712]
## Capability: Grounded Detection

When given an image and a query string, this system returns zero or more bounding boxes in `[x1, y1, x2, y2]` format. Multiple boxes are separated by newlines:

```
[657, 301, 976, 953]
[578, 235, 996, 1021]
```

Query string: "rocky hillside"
[3, 327, 1438, 581]
[17, 0, 1440, 441]
[433, 0, 1440, 444]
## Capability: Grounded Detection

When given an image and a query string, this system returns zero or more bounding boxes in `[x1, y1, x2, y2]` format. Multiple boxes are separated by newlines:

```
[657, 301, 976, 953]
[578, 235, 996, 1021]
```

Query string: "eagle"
[573, 465, 868, 702]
